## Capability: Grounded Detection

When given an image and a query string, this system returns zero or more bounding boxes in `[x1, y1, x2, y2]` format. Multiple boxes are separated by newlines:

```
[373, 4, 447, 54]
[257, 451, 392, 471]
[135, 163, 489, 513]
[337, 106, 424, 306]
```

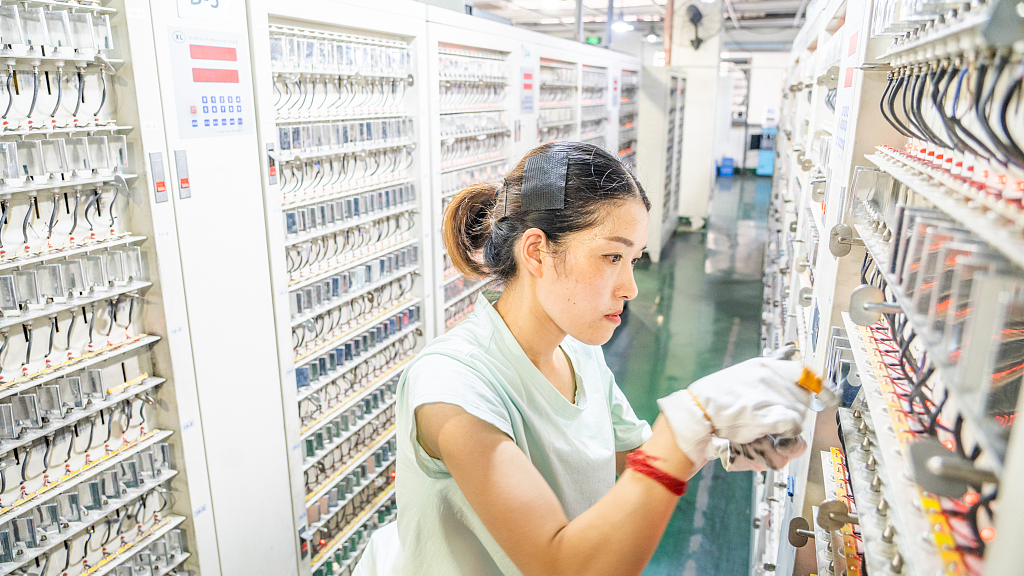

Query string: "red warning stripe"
[190, 45, 237, 61]
[192, 68, 239, 83]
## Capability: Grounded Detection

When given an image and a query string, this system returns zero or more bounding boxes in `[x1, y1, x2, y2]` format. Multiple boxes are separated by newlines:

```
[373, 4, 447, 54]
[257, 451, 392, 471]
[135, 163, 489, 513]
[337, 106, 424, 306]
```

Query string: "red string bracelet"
[626, 449, 688, 496]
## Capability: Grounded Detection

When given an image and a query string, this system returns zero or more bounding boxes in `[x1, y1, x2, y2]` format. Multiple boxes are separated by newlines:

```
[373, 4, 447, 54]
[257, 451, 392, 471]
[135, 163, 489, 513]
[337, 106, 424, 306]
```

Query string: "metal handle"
[927, 456, 1000, 485]
[817, 499, 859, 531]
[828, 223, 864, 257]
[849, 284, 902, 326]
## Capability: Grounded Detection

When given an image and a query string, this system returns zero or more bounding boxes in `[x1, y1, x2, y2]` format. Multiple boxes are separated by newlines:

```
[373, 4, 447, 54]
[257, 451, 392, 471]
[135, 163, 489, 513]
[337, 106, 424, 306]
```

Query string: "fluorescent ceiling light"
[611, 20, 634, 32]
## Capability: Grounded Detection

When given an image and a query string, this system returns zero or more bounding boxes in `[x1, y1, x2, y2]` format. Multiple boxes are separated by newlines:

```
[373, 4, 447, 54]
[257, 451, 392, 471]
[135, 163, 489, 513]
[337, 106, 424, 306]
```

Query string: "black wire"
[42, 435, 52, 470]
[79, 527, 93, 562]
[20, 446, 30, 484]
[105, 406, 114, 442]
[66, 423, 78, 462]
[966, 488, 998, 555]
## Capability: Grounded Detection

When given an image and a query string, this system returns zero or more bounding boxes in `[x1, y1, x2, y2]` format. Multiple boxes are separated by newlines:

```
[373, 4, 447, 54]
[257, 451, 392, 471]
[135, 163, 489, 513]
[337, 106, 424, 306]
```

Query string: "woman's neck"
[493, 281, 567, 372]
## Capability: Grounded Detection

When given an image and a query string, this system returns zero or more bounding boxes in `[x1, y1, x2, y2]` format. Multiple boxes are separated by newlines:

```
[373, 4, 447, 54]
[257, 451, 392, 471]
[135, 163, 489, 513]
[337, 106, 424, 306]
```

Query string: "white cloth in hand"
[709, 435, 809, 471]
[657, 356, 811, 465]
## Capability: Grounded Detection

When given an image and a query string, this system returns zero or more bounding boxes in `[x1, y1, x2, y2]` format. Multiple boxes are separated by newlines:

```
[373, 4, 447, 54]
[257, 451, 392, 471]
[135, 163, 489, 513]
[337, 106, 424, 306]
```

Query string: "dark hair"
[443, 141, 650, 282]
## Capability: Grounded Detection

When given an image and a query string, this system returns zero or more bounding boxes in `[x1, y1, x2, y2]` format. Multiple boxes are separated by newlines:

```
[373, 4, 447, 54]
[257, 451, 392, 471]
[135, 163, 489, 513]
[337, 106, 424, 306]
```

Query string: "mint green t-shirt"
[393, 291, 651, 575]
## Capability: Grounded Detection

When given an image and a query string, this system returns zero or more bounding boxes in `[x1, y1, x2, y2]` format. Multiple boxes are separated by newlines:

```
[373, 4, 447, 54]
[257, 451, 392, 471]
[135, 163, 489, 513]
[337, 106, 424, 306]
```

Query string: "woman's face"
[536, 200, 649, 346]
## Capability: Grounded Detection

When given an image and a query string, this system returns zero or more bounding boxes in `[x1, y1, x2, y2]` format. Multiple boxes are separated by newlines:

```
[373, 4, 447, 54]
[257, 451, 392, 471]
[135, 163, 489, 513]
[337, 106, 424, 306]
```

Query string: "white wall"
[747, 52, 788, 125]
[716, 51, 789, 172]
[670, 0, 723, 220]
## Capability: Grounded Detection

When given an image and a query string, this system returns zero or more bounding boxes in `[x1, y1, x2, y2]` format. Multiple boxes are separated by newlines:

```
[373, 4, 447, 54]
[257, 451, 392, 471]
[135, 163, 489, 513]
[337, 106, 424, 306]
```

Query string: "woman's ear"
[519, 228, 548, 279]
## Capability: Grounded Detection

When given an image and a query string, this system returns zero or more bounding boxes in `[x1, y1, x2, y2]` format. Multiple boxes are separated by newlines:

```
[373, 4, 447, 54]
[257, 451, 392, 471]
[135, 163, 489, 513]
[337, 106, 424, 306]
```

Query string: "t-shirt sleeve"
[609, 381, 652, 451]
[589, 345, 651, 451]
[405, 354, 515, 440]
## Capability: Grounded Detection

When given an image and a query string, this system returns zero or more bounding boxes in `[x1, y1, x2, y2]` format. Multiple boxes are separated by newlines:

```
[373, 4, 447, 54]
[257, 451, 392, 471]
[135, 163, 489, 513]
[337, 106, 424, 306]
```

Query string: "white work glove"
[708, 434, 809, 471]
[657, 353, 812, 470]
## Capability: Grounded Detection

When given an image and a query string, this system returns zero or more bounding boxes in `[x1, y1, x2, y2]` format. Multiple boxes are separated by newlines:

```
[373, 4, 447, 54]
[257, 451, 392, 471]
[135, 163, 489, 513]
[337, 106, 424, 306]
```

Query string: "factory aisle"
[603, 175, 772, 575]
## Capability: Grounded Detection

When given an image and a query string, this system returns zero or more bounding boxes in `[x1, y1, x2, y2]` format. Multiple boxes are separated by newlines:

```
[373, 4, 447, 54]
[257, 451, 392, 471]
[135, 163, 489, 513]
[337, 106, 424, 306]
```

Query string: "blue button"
[203, 106, 209, 113]
[221, 118, 226, 125]
[212, 119, 219, 126]
[228, 106, 234, 113]
[192, 119, 198, 127]
[230, 118, 236, 125]
[227, 96, 233, 103]
[238, 118, 243, 125]
[204, 119, 210, 126]
[220, 106, 226, 113]
[219, 96, 225, 103]
[202, 96, 208, 103]
[236, 96, 242, 103]
[237, 105, 242, 112]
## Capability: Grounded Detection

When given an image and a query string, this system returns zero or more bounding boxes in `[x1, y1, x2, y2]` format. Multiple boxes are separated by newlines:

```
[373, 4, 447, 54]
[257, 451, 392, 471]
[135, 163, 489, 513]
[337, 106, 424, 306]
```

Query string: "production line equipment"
[252, 8, 429, 574]
[537, 58, 577, 145]
[635, 67, 685, 263]
[579, 66, 610, 151]
[758, 0, 1024, 575]
[0, 1, 199, 574]
[618, 69, 639, 172]
[432, 41, 513, 334]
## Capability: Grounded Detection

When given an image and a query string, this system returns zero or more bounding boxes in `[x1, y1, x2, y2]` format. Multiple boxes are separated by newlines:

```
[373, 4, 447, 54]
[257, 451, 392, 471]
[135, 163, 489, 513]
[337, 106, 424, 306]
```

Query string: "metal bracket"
[798, 287, 813, 307]
[816, 66, 840, 90]
[828, 223, 864, 257]
[910, 439, 1000, 498]
[854, 63, 894, 71]
[810, 177, 827, 202]
[817, 499, 859, 532]
[788, 516, 816, 547]
[849, 284, 902, 326]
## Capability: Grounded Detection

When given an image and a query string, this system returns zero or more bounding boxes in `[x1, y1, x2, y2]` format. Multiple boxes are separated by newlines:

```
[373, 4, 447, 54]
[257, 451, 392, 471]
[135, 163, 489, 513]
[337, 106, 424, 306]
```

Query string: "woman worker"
[374, 141, 811, 575]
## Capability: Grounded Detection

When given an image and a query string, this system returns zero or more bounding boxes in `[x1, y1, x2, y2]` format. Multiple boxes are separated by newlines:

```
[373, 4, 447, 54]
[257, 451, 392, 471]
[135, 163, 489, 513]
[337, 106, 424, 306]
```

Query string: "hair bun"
[442, 181, 500, 278]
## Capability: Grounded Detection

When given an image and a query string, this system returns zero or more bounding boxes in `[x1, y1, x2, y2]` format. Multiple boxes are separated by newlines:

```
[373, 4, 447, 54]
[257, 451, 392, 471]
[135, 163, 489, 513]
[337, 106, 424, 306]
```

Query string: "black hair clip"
[521, 152, 568, 212]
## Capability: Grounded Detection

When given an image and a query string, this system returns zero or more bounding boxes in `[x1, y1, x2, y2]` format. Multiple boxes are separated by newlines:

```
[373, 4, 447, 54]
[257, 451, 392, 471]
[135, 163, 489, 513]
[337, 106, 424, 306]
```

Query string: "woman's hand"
[657, 356, 812, 469]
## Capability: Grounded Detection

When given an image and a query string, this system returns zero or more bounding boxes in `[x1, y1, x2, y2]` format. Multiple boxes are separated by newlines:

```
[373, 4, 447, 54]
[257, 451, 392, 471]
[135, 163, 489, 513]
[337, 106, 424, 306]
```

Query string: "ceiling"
[471, 0, 808, 51]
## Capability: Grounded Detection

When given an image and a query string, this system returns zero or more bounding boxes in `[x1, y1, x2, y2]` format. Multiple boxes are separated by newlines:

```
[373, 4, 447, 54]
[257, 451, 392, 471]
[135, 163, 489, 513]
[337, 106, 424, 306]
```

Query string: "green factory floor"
[603, 174, 772, 576]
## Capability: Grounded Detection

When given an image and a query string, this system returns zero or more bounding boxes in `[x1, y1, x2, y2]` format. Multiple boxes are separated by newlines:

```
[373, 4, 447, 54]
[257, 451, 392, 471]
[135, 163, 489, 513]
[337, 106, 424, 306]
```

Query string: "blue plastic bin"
[719, 158, 735, 177]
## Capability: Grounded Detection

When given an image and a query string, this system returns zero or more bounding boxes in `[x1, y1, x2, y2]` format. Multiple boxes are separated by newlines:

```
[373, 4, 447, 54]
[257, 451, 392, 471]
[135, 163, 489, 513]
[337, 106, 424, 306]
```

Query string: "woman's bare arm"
[416, 402, 700, 576]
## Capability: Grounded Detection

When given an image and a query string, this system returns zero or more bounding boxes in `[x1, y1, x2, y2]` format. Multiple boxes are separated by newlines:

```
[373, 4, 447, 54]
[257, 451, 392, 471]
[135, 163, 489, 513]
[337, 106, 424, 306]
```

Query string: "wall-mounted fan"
[680, 1, 722, 50]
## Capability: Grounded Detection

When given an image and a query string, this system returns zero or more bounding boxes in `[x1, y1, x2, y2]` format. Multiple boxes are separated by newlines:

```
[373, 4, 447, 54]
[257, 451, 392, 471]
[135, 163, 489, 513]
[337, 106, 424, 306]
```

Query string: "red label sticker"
[269, 166, 277, 177]
[848, 32, 858, 56]
[190, 45, 238, 61]
[190, 106, 197, 114]
[523, 83, 533, 90]
[180, 178, 190, 189]
[844, 68, 854, 88]
[155, 182, 167, 193]
[523, 73, 533, 80]
[192, 68, 239, 83]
